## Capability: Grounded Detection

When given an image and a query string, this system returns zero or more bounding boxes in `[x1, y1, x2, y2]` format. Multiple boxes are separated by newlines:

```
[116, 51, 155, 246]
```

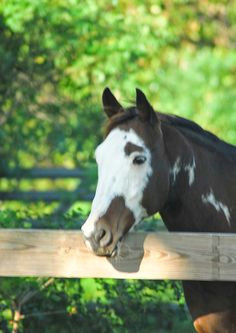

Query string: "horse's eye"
[133, 155, 146, 165]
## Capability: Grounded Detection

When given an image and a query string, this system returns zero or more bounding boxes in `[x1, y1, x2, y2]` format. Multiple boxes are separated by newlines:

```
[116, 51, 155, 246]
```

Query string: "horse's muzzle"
[82, 217, 118, 256]
[82, 233, 117, 257]
[81, 197, 135, 256]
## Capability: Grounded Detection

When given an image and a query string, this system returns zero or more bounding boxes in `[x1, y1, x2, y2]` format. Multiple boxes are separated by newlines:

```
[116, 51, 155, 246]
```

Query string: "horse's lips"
[82, 232, 121, 257]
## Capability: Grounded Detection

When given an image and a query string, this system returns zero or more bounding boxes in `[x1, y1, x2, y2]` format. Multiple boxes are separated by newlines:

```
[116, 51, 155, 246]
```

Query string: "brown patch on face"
[103, 196, 135, 236]
[124, 142, 144, 156]
[85, 196, 135, 256]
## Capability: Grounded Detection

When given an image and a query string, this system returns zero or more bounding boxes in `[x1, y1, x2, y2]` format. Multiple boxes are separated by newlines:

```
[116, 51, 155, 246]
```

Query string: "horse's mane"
[161, 113, 236, 157]
[105, 107, 236, 157]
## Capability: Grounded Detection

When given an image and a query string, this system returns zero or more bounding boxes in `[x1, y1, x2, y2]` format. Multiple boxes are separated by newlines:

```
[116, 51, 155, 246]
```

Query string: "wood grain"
[0, 229, 235, 280]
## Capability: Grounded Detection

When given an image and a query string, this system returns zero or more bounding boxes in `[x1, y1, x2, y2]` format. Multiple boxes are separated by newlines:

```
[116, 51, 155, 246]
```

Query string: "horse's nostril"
[94, 228, 105, 243]
[94, 228, 112, 247]
[100, 229, 112, 247]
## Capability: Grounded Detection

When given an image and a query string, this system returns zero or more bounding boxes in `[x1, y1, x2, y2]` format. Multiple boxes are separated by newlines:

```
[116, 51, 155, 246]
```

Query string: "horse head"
[82, 88, 170, 256]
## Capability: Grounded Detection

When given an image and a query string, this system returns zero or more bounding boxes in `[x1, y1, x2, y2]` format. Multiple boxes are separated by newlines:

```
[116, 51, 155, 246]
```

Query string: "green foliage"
[0, 0, 235, 332]
[0, 277, 193, 333]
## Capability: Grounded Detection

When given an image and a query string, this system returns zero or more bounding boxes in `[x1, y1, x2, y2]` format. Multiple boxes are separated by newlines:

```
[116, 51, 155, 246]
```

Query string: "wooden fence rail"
[0, 229, 236, 280]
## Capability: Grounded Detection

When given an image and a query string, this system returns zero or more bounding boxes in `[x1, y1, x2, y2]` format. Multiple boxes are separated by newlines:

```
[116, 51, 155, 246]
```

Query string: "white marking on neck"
[82, 128, 153, 238]
[184, 157, 196, 186]
[201, 189, 231, 226]
[170, 157, 181, 183]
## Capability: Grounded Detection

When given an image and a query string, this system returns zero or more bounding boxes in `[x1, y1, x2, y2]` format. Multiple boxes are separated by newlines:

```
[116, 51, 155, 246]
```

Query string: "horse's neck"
[160, 124, 236, 232]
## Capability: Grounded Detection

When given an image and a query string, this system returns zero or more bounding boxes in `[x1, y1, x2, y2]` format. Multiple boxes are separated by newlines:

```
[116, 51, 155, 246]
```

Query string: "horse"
[81, 87, 236, 332]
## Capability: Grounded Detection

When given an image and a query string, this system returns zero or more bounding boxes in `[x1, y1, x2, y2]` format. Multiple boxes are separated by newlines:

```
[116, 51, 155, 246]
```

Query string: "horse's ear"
[102, 87, 123, 118]
[136, 88, 158, 125]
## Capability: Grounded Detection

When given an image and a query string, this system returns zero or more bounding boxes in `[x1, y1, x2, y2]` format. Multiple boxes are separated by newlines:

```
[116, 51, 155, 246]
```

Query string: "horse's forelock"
[104, 107, 138, 137]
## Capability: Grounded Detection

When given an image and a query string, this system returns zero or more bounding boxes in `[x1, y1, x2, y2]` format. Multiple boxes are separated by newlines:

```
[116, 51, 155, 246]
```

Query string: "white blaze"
[82, 128, 153, 238]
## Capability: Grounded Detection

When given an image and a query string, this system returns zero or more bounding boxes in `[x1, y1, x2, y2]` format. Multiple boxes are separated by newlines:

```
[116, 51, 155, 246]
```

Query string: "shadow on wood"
[107, 233, 146, 273]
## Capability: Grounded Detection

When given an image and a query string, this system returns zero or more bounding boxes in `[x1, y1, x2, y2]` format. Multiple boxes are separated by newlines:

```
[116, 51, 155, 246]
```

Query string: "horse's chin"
[94, 246, 117, 257]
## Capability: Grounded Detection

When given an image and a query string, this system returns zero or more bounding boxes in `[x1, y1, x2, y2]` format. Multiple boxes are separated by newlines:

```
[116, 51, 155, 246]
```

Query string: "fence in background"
[0, 167, 93, 201]
[0, 167, 94, 214]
